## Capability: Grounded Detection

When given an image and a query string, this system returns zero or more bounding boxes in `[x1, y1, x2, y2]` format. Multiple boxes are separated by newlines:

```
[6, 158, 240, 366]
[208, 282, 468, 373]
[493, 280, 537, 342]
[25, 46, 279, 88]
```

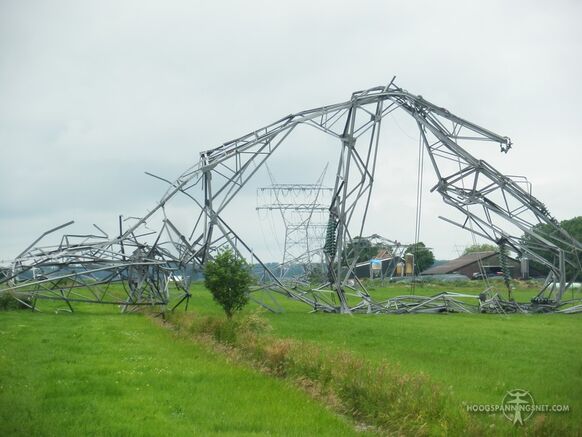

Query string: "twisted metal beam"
[2, 80, 580, 313]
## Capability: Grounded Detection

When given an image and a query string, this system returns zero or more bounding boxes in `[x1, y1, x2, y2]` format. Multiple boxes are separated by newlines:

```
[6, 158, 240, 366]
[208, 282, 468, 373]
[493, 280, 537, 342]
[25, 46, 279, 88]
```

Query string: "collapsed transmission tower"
[2, 78, 581, 314]
[256, 166, 332, 280]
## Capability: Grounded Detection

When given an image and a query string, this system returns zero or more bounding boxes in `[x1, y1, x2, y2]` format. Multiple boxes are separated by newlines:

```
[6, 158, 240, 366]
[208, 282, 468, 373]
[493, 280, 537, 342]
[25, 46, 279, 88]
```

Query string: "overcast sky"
[1, 0, 581, 263]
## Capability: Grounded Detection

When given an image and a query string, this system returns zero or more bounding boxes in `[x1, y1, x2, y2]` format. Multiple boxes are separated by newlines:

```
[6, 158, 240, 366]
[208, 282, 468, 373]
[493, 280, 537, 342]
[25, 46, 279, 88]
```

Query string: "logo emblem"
[502, 389, 534, 425]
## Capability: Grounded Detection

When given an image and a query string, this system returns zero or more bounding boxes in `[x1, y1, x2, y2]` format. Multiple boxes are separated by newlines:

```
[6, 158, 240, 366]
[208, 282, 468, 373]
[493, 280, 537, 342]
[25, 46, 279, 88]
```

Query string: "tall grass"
[165, 311, 481, 435]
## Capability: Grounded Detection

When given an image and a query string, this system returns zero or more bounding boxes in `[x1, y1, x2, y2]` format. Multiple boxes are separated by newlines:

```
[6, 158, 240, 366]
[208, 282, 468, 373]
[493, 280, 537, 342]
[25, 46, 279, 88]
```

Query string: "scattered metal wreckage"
[2, 79, 581, 314]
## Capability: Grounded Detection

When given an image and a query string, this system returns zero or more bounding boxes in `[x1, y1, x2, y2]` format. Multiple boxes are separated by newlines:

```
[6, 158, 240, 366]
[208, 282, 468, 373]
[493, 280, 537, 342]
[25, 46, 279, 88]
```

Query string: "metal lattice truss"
[2, 79, 581, 313]
[256, 166, 332, 280]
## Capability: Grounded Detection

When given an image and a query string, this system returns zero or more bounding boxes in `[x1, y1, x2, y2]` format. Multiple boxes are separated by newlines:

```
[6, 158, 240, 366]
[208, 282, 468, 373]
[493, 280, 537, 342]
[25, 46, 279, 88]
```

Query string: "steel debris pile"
[2, 80, 580, 314]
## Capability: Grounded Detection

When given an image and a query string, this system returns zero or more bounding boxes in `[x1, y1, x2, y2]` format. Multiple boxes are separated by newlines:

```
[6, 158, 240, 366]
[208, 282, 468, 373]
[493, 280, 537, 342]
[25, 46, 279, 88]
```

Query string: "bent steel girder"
[393, 98, 581, 303]
[2, 80, 581, 313]
[3, 225, 172, 310]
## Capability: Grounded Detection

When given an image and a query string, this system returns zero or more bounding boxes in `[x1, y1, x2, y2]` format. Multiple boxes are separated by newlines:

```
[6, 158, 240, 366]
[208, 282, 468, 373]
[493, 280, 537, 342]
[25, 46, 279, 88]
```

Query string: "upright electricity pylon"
[256, 166, 332, 280]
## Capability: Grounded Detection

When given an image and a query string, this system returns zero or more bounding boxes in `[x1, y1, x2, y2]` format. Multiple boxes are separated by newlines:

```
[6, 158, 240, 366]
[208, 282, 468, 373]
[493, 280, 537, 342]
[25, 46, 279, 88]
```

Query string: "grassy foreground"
[2, 281, 581, 435]
[0, 305, 358, 436]
[180, 281, 582, 434]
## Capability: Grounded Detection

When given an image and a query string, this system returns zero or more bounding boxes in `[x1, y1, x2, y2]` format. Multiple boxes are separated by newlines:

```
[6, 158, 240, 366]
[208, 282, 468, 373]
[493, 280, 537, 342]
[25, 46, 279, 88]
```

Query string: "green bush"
[204, 250, 252, 319]
[0, 291, 32, 311]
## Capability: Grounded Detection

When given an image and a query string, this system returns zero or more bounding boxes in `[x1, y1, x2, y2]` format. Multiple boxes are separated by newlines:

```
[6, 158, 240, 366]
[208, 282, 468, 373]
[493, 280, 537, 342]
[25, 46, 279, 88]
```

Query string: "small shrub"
[0, 291, 32, 311]
[204, 249, 252, 319]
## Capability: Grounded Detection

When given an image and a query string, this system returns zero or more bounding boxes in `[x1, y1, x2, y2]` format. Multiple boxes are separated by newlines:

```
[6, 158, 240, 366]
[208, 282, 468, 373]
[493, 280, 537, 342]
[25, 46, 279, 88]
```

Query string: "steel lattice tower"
[256, 167, 332, 280]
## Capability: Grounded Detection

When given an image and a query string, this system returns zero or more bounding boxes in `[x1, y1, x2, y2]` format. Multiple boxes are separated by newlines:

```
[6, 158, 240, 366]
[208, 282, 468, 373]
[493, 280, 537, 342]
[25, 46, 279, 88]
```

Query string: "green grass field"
[0, 304, 358, 436]
[183, 281, 582, 433]
[1, 281, 581, 435]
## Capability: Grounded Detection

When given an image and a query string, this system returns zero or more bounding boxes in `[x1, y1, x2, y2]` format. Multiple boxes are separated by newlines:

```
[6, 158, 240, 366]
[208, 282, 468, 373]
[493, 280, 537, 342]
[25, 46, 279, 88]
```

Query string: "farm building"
[351, 254, 413, 280]
[420, 251, 523, 279]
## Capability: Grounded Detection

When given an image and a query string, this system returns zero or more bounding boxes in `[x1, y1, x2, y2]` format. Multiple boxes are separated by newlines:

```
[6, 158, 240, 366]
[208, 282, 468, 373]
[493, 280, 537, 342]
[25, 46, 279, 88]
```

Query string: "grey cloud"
[1, 0, 581, 261]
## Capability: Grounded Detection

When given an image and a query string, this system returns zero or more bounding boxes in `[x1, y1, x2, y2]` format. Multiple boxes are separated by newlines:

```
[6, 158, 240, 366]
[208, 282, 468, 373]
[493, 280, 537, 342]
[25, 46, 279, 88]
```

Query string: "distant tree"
[522, 216, 582, 279]
[345, 237, 378, 263]
[561, 216, 582, 243]
[346, 237, 373, 262]
[463, 243, 497, 255]
[405, 242, 435, 273]
[307, 265, 325, 285]
[204, 249, 252, 319]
